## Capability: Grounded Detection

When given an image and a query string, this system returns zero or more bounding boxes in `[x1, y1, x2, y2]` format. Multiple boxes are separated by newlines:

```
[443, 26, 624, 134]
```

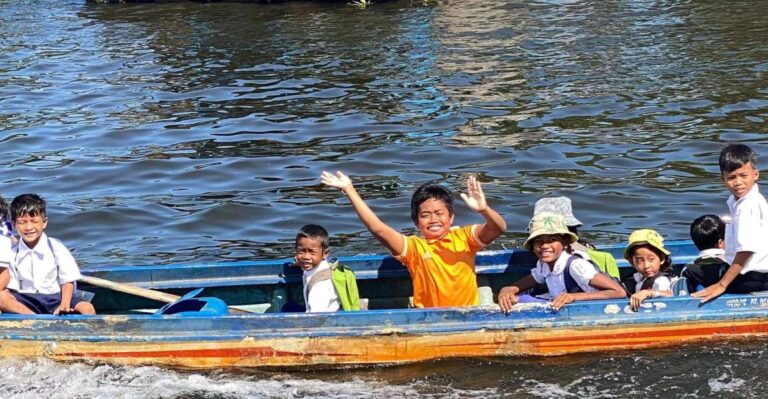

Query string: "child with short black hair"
[295, 224, 341, 313]
[322, 172, 506, 308]
[681, 215, 729, 293]
[694, 144, 768, 301]
[0, 194, 95, 315]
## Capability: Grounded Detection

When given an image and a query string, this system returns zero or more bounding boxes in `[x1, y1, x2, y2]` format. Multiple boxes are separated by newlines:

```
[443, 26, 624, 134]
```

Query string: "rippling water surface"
[1, 0, 768, 397]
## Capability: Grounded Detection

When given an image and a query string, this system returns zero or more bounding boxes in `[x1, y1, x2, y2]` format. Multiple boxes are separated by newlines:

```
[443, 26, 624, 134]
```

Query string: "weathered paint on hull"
[2, 315, 768, 368]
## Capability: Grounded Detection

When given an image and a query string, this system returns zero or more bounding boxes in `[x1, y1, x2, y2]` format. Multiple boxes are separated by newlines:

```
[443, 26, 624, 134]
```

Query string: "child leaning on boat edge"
[497, 213, 626, 312]
[321, 171, 506, 308]
[0, 194, 96, 315]
[624, 229, 676, 311]
[532, 197, 620, 279]
[693, 143, 768, 302]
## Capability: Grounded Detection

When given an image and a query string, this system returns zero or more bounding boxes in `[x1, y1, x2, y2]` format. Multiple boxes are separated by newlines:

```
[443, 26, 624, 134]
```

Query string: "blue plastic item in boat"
[156, 288, 229, 316]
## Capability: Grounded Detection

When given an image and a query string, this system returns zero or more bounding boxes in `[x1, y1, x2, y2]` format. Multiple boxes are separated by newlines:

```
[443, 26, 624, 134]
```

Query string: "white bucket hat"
[533, 197, 582, 228]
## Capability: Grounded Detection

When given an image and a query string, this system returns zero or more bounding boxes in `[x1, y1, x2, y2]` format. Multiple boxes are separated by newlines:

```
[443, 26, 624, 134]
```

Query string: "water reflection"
[2, 0, 768, 395]
[0, 0, 766, 266]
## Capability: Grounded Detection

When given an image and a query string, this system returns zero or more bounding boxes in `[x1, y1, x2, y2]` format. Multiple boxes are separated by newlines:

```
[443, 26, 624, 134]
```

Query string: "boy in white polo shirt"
[694, 144, 768, 301]
[0, 194, 95, 315]
[295, 224, 341, 313]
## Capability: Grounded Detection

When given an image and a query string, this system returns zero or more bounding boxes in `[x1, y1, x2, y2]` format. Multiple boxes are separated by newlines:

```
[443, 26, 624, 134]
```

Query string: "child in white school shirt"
[694, 144, 768, 302]
[0, 194, 95, 315]
[295, 224, 341, 313]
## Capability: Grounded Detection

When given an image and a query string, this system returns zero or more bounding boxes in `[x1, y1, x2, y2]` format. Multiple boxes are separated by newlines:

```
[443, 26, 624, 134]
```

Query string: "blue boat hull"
[1, 293, 768, 368]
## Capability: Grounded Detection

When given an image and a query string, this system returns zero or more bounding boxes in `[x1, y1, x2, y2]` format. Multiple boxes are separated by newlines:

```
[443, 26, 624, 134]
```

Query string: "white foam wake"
[0, 358, 497, 399]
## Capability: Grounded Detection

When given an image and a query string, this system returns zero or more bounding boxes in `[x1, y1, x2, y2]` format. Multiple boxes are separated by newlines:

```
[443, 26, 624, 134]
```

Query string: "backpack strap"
[563, 255, 584, 293]
[330, 261, 362, 311]
[566, 253, 629, 296]
[306, 268, 332, 296]
[47, 238, 61, 282]
[639, 268, 675, 291]
[11, 237, 64, 291]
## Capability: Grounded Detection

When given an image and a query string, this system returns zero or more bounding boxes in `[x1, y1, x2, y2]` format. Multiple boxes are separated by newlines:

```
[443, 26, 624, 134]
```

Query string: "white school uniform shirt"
[698, 248, 727, 262]
[531, 251, 599, 298]
[632, 273, 674, 293]
[725, 184, 768, 273]
[302, 260, 340, 313]
[7, 233, 82, 295]
[0, 235, 13, 269]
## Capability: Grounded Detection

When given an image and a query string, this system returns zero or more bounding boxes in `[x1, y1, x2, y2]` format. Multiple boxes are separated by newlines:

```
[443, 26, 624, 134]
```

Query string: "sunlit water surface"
[1, 0, 767, 397]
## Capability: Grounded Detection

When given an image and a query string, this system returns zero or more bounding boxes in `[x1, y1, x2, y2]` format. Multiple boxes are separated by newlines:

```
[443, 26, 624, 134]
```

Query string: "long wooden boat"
[3, 240, 768, 369]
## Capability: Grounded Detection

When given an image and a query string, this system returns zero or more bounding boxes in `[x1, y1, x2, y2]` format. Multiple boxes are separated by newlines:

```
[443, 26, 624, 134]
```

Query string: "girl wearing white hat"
[498, 212, 626, 312]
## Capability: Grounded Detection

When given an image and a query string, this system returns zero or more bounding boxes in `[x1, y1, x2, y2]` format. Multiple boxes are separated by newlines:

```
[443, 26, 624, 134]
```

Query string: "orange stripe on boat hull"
[3, 319, 768, 368]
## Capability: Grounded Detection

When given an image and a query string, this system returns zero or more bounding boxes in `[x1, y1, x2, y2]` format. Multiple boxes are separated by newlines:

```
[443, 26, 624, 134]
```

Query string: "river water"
[1, 0, 767, 397]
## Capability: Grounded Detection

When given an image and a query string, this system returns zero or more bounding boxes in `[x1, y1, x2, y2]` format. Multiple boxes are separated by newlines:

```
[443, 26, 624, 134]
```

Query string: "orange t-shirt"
[395, 225, 484, 308]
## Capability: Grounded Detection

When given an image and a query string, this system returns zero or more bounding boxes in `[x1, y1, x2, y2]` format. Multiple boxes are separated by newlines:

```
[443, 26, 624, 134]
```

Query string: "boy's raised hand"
[321, 171, 353, 191]
[460, 175, 488, 213]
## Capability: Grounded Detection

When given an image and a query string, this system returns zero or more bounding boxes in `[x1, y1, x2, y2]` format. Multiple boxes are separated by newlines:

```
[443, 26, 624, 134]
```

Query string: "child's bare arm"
[0, 268, 8, 290]
[460, 176, 506, 245]
[321, 171, 405, 256]
[692, 251, 750, 302]
[54, 282, 75, 315]
[497, 274, 537, 313]
[630, 288, 672, 311]
[551, 273, 626, 310]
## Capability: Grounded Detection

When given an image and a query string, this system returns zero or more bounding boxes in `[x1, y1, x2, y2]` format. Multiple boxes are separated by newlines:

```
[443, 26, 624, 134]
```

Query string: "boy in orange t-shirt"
[321, 172, 506, 308]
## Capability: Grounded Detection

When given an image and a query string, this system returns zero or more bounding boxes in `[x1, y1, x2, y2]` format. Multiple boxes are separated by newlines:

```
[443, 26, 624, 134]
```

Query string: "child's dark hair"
[410, 182, 453, 224]
[0, 195, 9, 221]
[719, 143, 757, 174]
[690, 214, 725, 251]
[11, 194, 47, 221]
[295, 224, 329, 249]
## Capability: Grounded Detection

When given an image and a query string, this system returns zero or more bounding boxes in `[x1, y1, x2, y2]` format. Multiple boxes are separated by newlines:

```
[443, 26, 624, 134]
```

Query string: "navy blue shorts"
[10, 291, 84, 314]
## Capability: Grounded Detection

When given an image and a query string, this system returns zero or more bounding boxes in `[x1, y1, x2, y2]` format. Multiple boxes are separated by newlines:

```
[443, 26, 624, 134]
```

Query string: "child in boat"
[321, 172, 506, 308]
[0, 195, 13, 239]
[0, 196, 12, 288]
[0, 194, 96, 315]
[532, 197, 620, 279]
[681, 215, 729, 293]
[693, 143, 768, 301]
[624, 229, 676, 311]
[497, 213, 626, 312]
[295, 224, 341, 312]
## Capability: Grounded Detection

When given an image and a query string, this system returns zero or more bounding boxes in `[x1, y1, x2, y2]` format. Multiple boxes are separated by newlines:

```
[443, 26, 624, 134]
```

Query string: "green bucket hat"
[523, 212, 579, 252]
[623, 229, 671, 260]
